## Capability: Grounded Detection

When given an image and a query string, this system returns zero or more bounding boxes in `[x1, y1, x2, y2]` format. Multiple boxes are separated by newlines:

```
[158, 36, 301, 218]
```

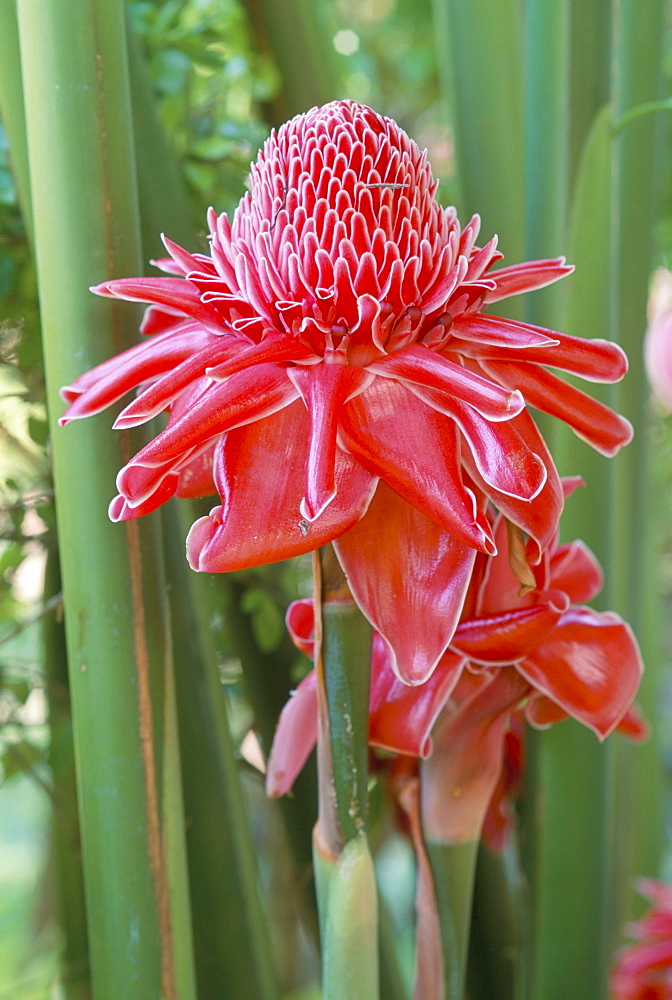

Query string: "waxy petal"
[407, 386, 547, 501]
[485, 258, 574, 302]
[340, 378, 496, 553]
[117, 364, 299, 506]
[289, 364, 372, 520]
[334, 481, 478, 684]
[482, 359, 633, 456]
[91, 276, 223, 332]
[187, 401, 377, 572]
[459, 324, 628, 383]
[421, 669, 530, 842]
[450, 314, 559, 350]
[59, 322, 213, 422]
[516, 607, 644, 738]
[370, 642, 466, 757]
[368, 343, 525, 422]
[266, 671, 318, 798]
[549, 540, 603, 604]
[462, 409, 564, 564]
[451, 597, 568, 665]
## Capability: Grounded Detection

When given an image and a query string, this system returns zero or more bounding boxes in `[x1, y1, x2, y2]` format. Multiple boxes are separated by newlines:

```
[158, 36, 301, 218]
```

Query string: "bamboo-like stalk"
[0, 0, 32, 240]
[165, 515, 279, 1000]
[608, 0, 666, 928]
[314, 546, 378, 1000]
[431, 0, 526, 271]
[523, 0, 570, 328]
[16, 2, 195, 994]
[241, 0, 341, 125]
[43, 549, 91, 1000]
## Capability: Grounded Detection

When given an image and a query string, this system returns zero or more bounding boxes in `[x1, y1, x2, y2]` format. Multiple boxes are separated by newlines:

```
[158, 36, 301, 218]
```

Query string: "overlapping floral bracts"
[60, 100, 632, 682]
[611, 880, 672, 1000]
[267, 502, 645, 843]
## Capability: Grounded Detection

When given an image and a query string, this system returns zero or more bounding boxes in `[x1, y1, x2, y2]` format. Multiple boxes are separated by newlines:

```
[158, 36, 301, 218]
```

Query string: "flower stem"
[425, 838, 479, 1000]
[314, 545, 378, 998]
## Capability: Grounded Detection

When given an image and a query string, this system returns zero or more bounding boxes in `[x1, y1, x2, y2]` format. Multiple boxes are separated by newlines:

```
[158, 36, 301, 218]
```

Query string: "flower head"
[61, 101, 632, 682]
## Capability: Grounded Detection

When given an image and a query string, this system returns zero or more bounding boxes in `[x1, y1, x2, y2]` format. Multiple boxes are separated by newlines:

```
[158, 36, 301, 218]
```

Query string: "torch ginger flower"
[60, 101, 632, 683]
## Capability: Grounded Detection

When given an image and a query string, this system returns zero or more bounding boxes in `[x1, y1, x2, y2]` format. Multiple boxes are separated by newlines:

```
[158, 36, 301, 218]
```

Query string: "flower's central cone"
[200, 101, 493, 366]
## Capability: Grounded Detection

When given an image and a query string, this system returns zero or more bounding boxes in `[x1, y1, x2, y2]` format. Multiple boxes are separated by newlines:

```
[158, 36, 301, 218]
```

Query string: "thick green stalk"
[165, 516, 279, 1000]
[523, 0, 570, 327]
[425, 839, 479, 1000]
[314, 547, 378, 999]
[431, 0, 525, 267]
[314, 835, 379, 1000]
[0, 0, 32, 239]
[242, 0, 340, 125]
[467, 844, 526, 1000]
[43, 549, 91, 1000]
[17, 2, 193, 995]
[528, 723, 611, 1000]
[125, 13, 196, 258]
[609, 0, 666, 924]
[568, 0, 611, 188]
[321, 601, 373, 843]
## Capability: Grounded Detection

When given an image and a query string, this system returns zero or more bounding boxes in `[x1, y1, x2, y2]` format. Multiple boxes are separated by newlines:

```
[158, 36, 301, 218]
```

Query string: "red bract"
[60, 101, 632, 682]
[266, 502, 644, 837]
[611, 880, 672, 1000]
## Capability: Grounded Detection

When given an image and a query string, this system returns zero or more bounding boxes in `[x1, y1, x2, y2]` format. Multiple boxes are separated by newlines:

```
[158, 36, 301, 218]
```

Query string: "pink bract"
[60, 101, 632, 683]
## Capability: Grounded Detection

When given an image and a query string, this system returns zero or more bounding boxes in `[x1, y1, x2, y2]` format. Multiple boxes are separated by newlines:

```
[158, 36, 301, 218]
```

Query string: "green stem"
[241, 0, 341, 125]
[608, 0, 666, 930]
[431, 0, 525, 270]
[524, 0, 570, 328]
[314, 547, 378, 999]
[17, 2, 193, 994]
[314, 834, 379, 1000]
[425, 839, 479, 1000]
[0, 0, 32, 240]
[43, 548, 91, 1000]
[165, 514, 279, 1000]
[321, 600, 373, 842]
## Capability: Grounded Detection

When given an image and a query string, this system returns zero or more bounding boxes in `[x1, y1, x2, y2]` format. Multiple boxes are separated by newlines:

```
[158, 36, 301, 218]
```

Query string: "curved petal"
[187, 400, 377, 572]
[420, 669, 530, 842]
[113, 340, 249, 428]
[340, 378, 496, 553]
[59, 322, 213, 422]
[516, 607, 644, 738]
[481, 713, 525, 854]
[368, 344, 525, 421]
[92, 276, 223, 332]
[481, 359, 633, 456]
[369, 637, 466, 756]
[406, 385, 547, 501]
[285, 598, 317, 658]
[174, 444, 217, 498]
[458, 328, 628, 383]
[334, 481, 479, 684]
[450, 314, 559, 350]
[485, 258, 574, 302]
[266, 671, 318, 797]
[289, 364, 372, 520]
[451, 597, 568, 665]
[117, 364, 299, 506]
[549, 540, 603, 604]
[461, 409, 564, 564]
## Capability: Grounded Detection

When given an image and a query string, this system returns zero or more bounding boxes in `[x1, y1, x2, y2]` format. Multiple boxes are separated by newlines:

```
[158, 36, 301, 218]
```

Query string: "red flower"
[60, 101, 631, 682]
[611, 880, 672, 1000]
[267, 494, 644, 843]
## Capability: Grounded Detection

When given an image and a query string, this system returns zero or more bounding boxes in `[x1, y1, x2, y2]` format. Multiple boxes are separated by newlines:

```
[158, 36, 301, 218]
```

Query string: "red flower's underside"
[267, 504, 645, 841]
[61, 101, 632, 683]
